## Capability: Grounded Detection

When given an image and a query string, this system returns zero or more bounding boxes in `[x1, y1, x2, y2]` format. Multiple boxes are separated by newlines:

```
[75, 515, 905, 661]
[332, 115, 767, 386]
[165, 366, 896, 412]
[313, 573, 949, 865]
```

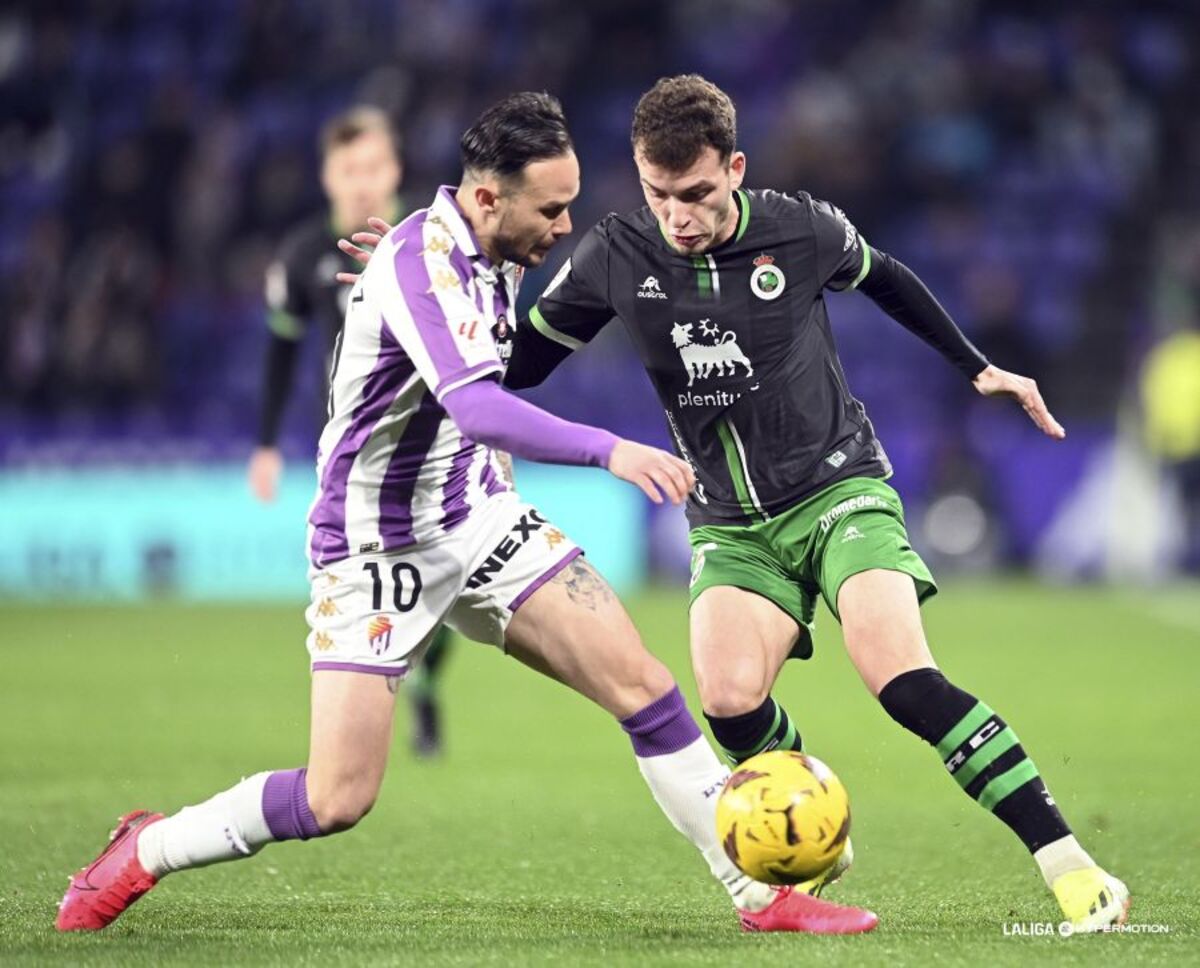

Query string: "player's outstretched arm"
[854, 247, 1064, 439]
[972, 363, 1066, 439]
[335, 216, 393, 284]
[441, 379, 694, 504]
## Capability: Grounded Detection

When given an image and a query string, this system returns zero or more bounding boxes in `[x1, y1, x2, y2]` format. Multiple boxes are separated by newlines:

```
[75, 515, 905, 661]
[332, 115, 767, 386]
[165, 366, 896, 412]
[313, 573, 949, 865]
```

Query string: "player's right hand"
[248, 446, 284, 503]
[972, 364, 1066, 439]
[335, 216, 394, 284]
[607, 440, 696, 505]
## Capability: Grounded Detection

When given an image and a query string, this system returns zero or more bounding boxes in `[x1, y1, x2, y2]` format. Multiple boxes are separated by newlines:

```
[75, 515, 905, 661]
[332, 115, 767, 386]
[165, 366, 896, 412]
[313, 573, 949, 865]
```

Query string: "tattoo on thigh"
[554, 557, 615, 611]
[385, 675, 402, 695]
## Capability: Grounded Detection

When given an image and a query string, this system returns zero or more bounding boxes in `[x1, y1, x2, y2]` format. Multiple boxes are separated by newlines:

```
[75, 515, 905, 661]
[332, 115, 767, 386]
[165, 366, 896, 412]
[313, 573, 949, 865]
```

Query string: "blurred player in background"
[57, 92, 876, 937]
[248, 105, 453, 756]
[1141, 322, 1200, 574]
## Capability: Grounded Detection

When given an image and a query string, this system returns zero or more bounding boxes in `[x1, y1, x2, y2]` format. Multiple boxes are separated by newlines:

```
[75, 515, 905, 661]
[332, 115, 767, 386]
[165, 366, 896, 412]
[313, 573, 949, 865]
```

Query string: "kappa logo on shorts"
[315, 597, 341, 617]
[544, 527, 566, 549]
[367, 615, 393, 655]
[466, 509, 549, 589]
[314, 631, 335, 652]
[841, 525, 866, 543]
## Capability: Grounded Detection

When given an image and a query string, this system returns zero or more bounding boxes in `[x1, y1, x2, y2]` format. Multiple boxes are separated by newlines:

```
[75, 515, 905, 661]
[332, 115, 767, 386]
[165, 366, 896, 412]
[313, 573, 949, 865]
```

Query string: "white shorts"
[305, 491, 581, 676]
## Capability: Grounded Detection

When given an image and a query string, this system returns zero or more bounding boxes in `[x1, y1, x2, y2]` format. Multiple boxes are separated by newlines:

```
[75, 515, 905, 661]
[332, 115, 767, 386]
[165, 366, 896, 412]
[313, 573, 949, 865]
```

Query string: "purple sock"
[262, 768, 324, 841]
[620, 685, 703, 757]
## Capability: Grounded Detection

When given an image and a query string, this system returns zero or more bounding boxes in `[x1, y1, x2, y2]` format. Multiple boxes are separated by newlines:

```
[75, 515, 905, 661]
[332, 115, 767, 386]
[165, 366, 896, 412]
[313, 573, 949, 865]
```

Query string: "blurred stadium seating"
[2, 0, 1198, 598]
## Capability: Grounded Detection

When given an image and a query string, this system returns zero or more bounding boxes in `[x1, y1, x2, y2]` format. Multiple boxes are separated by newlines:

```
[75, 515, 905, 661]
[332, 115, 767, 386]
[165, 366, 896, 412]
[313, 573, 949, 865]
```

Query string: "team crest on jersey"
[367, 615, 393, 655]
[670, 320, 754, 387]
[750, 254, 785, 301]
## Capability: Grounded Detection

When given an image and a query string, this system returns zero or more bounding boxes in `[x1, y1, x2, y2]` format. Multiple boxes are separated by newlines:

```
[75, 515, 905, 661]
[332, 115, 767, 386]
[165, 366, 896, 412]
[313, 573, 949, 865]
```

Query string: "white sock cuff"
[1034, 834, 1095, 887]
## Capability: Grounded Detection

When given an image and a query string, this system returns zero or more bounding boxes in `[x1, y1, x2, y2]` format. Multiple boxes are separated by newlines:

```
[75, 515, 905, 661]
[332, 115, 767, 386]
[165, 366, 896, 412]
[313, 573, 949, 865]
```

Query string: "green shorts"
[687, 477, 936, 659]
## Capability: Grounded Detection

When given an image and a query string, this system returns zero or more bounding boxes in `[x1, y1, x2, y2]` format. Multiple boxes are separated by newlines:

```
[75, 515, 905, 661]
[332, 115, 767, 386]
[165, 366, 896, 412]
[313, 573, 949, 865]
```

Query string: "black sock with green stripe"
[879, 668, 1071, 852]
[704, 696, 803, 765]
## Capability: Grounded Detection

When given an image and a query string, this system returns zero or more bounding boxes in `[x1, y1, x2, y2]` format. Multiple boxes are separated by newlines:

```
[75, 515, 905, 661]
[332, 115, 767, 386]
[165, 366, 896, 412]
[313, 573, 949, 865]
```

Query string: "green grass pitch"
[1, 580, 1197, 965]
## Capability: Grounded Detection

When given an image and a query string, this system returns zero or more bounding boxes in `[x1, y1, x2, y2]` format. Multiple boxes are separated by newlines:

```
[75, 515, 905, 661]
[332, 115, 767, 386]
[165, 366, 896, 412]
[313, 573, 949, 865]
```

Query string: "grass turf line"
[1, 579, 1196, 965]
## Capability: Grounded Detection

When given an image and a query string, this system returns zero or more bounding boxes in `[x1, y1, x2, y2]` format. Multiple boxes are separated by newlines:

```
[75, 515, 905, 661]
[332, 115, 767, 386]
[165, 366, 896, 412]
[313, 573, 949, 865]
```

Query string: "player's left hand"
[972, 364, 1066, 439]
[335, 216, 394, 284]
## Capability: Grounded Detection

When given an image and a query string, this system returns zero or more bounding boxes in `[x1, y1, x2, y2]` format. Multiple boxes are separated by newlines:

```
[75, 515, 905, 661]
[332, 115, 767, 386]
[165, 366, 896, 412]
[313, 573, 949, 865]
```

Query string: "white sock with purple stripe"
[137, 768, 325, 877]
[620, 686, 774, 912]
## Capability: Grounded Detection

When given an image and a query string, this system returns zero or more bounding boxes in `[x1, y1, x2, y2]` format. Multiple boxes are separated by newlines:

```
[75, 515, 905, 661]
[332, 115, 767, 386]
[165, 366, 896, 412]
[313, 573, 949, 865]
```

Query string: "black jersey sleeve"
[504, 220, 615, 390]
[257, 231, 312, 444]
[256, 333, 302, 446]
[264, 234, 312, 339]
[857, 246, 990, 380]
[806, 196, 871, 292]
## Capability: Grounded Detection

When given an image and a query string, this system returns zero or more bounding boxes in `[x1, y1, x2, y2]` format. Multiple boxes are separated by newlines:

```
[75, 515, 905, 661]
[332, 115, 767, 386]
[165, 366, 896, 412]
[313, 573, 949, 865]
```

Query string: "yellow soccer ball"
[716, 750, 851, 884]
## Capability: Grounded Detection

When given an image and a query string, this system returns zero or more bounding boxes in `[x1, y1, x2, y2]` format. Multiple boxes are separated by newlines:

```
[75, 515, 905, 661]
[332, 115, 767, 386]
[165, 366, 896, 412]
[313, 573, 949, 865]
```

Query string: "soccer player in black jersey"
[250, 106, 452, 757]
[340, 76, 1127, 933]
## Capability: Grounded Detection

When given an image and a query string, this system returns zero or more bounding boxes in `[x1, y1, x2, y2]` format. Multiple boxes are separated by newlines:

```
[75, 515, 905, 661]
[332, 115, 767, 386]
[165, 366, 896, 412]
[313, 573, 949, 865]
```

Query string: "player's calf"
[877, 667, 1110, 891]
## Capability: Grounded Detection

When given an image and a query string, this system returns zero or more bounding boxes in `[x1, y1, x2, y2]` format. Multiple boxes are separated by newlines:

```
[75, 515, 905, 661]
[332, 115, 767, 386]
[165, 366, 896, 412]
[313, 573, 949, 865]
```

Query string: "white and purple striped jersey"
[307, 186, 516, 568]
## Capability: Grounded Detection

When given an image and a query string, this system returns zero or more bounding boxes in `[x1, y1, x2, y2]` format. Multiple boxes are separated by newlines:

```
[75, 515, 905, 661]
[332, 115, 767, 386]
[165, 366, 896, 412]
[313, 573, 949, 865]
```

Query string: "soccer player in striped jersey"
[56, 93, 877, 937]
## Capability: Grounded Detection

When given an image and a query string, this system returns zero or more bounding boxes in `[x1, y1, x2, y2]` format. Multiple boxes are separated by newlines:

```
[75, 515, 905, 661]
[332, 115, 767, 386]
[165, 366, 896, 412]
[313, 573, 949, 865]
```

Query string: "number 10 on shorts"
[362, 562, 423, 612]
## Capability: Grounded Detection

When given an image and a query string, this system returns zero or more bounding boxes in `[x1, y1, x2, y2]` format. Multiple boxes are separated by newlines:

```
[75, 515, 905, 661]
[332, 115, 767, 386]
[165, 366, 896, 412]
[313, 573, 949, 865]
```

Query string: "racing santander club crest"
[750, 254, 785, 301]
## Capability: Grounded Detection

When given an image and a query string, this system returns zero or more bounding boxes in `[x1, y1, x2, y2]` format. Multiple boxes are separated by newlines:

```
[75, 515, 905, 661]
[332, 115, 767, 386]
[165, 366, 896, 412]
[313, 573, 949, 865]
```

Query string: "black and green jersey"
[506, 189, 893, 527]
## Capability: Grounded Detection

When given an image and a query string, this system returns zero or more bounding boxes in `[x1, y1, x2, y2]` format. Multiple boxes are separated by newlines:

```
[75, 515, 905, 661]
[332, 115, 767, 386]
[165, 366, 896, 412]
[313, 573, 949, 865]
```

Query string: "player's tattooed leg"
[553, 556, 615, 612]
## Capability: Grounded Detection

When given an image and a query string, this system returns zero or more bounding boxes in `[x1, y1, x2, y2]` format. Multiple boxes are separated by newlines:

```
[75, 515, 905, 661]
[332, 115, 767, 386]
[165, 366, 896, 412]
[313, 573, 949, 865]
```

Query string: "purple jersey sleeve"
[376, 221, 504, 400]
[441, 378, 618, 468]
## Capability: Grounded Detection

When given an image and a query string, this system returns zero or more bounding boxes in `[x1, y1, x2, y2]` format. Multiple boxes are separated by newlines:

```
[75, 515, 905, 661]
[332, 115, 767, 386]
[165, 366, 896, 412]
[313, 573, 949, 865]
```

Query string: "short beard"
[492, 230, 535, 268]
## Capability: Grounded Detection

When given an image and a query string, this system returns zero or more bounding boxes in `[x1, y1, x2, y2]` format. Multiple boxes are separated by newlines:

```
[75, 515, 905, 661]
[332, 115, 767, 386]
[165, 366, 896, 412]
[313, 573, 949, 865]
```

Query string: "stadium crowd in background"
[1, 0, 1197, 569]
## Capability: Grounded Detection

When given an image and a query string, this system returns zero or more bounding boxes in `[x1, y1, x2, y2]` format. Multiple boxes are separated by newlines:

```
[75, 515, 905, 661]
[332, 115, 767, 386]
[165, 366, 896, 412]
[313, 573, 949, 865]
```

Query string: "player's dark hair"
[459, 92, 573, 181]
[320, 105, 401, 159]
[631, 74, 737, 171]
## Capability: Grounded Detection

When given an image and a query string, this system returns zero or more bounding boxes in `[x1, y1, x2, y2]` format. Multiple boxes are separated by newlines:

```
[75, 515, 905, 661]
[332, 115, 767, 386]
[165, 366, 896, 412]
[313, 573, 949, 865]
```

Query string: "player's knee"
[307, 783, 378, 834]
[696, 669, 769, 719]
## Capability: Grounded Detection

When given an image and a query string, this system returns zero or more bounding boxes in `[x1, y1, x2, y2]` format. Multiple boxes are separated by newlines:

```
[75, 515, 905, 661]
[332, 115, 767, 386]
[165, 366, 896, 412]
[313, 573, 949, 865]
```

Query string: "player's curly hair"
[460, 92, 574, 181]
[631, 75, 737, 171]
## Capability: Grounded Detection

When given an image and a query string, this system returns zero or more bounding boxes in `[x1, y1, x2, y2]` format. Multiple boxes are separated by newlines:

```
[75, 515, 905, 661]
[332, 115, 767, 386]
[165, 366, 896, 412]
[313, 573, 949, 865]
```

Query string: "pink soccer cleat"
[56, 809, 164, 931]
[739, 885, 879, 934]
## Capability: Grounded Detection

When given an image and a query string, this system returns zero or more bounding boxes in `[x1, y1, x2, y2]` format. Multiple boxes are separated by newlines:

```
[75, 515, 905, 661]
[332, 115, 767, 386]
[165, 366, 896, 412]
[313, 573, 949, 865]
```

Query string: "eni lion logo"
[670, 320, 754, 386]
